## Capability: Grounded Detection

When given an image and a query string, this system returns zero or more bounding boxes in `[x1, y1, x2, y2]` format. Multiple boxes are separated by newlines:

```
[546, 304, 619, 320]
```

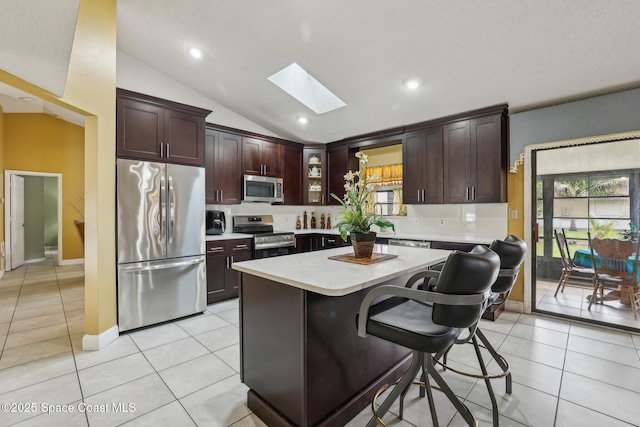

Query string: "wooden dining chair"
[587, 232, 640, 319]
[553, 229, 594, 297]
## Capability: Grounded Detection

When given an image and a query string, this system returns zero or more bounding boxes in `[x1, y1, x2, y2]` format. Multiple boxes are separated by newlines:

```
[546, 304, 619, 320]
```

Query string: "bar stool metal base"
[366, 350, 478, 427]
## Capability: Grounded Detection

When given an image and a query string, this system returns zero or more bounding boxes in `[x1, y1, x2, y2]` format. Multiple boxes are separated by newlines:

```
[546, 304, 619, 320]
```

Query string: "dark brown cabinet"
[116, 89, 210, 166]
[443, 114, 506, 203]
[283, 144, 303, 205]
[303, 147, 327, 205]
[295, 233, 347, 253]
[205, 129, 243, 204]
[243, 137, 282, 177]
[327, 145, 351, 205]
[206, 239, 252, 304]
[402, 127, 443, 204]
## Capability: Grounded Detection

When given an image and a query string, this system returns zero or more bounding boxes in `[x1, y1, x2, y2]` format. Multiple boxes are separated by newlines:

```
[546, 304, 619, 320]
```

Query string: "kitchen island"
[232, 244, 450, 427]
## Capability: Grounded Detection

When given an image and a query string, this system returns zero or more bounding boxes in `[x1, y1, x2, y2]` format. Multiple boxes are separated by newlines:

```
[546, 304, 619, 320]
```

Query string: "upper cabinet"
[283, 144, 303, 205]
[205, 129, 243, 204]
[327, 145, 351, 206]
[443, 113, 506, 203]
[400, 104, 507, 205]
[243, 137, 282, 177]
[303, 147, 326, 205]
[116, 89, 210, 166]
[402, 127, 443, 204]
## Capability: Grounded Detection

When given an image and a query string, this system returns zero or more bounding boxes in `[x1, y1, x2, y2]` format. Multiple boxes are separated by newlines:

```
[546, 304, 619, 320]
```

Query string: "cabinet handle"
[160, 142, 164, 157]
[220, 190, 223, 201]
[321, 194, 324, 204]
[471, 186, 476, 200]
[465, 187, 470, 201]
[263, 165, 267, 175]
[231, 255, 234, 264]
[215, 189, 219, 202]
[207, 246, 224, 253]
[235, 244, 248, 250]
[226, 256, 230, 269]
[422, 189, 425, 202]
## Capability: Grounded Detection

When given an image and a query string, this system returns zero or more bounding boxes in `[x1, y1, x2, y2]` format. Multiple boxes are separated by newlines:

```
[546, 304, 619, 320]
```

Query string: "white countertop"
[232, 244, 450, 296]
[205, 233, 252, 241]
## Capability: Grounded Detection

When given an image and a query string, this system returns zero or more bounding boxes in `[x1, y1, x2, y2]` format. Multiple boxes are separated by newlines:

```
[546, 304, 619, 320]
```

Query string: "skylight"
[268, 63, 346, 115]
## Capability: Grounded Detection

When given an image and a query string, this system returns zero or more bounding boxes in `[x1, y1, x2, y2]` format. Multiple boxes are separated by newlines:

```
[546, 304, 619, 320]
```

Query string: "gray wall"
[510, 87, 640, 164]
[44, 177, 58, 247]
[23, 176, 45, 261]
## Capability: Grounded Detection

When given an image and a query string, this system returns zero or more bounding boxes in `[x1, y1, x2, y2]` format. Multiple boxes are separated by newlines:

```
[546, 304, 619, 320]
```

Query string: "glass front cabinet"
[303, 147, 326, 205]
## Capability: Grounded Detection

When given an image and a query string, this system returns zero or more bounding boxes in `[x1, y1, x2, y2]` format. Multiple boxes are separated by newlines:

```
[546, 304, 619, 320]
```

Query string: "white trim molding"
[505, 300, 524, 313]
[60, 258, 85, 266]
[82, 325, 119, 351]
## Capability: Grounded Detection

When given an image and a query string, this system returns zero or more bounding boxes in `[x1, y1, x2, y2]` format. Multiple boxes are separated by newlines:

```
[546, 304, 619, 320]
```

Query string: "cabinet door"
[283, 144, 303, 205]
[217, 132, 243, 204]
[206, 252, 228, 304]
[296, 235, 312, 253]
[327, 147, 349, 205]
[402, 130, 426, 204]
[164, 109, 205, 166]
[423, 127, 444, 204]
[227, 250, 252, 293]
[204, 129, 218, 204]
[443, 120, 471, 203]
[303, 148, 326, 205]
[242, 137, 262, 175]
[116, 98, 164, 161]
[261, 140, 282, 177]
[470, 115, 506, 203]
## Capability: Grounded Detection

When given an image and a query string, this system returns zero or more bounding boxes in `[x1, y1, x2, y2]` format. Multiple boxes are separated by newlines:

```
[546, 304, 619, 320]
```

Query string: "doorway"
[4, 170, 62, 269]
[524, 136, 640, 332]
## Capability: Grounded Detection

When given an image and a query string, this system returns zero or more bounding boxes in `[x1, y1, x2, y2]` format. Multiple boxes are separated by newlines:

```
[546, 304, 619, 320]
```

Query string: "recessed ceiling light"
[189, 47, 202, 59]
[268, 63, 346, 115]
[405, 79, 420, 90]
[297, 116, 308, 124]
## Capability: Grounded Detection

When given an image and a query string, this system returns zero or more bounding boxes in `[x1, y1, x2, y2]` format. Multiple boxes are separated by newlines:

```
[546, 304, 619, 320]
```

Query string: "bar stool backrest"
[489, 235, 527, 294]
[432, 246, 499, 328]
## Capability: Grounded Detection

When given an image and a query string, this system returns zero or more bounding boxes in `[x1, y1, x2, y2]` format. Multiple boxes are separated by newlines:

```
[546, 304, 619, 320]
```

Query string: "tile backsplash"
[207, 202, 508, 239]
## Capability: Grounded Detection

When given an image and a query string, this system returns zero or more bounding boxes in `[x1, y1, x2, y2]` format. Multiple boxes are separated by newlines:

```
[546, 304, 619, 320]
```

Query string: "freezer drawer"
[117, 255, 206, 332]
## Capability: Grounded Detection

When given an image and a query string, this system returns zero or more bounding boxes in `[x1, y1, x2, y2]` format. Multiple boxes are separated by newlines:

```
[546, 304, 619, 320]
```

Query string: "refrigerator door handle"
[120, 258, 204, 272]
[168, 175, 175, 244]
[160, 175, 166, 253]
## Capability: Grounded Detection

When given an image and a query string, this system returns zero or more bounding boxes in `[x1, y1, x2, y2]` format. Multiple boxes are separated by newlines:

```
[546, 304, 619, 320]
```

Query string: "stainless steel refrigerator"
[116, 158, 206, 332]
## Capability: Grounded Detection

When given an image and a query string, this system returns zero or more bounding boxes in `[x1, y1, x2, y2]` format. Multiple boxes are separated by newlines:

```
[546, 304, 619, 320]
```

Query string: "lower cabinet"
[295, 233, 349, 253]
[206, 239, 252, 304]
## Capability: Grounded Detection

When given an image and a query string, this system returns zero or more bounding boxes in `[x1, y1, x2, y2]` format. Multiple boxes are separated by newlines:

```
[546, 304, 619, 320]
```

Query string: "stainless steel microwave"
[243, 175, 283, 203]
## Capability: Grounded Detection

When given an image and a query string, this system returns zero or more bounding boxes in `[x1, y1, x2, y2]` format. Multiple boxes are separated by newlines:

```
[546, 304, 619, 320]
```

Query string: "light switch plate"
[510, 209, 519, 220]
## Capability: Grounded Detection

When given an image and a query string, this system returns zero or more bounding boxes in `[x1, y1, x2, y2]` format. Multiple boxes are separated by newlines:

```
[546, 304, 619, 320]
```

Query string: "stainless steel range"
[233, 215, 295, 258]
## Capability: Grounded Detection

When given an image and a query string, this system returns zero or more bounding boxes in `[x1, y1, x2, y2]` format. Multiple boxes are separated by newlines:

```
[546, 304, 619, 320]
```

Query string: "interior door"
[10, 175, 25, 269]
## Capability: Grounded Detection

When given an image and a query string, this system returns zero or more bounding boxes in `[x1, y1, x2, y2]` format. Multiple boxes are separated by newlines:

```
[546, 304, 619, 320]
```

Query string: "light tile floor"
[1, 255, 640, 426]
[535, 279, 640, 330]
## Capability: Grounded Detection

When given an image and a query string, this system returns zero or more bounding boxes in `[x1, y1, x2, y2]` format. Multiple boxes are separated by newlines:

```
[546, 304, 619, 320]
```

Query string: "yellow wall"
[0, 106, 4, 272]
[4, 114, 84, 260]
[0, 0, 116, 337]
[507, 167, 526, 301]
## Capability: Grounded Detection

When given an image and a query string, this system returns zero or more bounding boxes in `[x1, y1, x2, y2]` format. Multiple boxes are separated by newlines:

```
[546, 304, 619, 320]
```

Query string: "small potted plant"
[331, 152, 395, 258]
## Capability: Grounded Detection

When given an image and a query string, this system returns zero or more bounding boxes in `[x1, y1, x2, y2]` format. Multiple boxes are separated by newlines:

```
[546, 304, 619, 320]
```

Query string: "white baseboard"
[25, 257, 46, 264]
[82, 325, 119, 351]
[60, 258, 85, 266]
[505, 300, 525, 313]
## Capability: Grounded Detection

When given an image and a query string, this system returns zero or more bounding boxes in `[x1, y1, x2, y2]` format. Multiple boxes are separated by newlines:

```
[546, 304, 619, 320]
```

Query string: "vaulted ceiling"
[1, 1, 639, 142]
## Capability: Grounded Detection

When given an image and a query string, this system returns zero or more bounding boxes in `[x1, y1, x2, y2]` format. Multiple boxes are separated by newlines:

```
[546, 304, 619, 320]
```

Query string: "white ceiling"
[117, 0, 640, 143]
[1, 1, 639, 141]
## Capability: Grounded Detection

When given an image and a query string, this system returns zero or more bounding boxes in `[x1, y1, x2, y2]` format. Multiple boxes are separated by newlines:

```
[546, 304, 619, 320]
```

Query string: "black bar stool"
[357, 245, 500, 427]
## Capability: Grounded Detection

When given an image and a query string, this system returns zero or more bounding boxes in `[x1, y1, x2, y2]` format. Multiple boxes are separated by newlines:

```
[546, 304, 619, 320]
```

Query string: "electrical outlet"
[440, 218, 444, 225]
[414, 218, 419, 224]
[510, 209, 519, 220]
